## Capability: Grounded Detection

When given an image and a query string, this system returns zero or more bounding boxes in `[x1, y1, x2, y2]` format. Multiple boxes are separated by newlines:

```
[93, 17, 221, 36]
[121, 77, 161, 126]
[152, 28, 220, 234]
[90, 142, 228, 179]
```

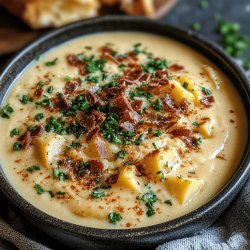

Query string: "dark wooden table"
[0, 0, 249, 249]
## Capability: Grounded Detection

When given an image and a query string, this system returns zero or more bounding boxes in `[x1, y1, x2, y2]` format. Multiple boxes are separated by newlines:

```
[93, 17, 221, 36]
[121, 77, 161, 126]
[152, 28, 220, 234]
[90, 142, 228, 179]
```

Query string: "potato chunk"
[165, 176, 204, 205]
[169, 80, 195, 105]
[116, 165, 141, 193]
[33, 134, 65, 168]
[143, 147, 181, 181]
[198, 119, 215, 138]
[83, 137, 111, 160]
[178, 77, 201, 106]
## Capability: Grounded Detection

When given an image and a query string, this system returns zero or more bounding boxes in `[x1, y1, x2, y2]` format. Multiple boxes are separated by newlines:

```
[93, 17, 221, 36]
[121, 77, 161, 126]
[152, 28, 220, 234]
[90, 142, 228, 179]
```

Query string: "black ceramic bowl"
[0, 16, 250, 250]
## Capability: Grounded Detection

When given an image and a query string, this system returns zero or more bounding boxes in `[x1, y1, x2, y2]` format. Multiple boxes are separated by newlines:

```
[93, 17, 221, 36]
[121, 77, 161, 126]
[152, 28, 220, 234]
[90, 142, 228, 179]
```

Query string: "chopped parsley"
[196, 137, 203, 145]
[1, 104, 14, 118]
[85, 46, 92, 50]
[66, 141, 82, 149]
[156, 170, 165, 182]
[64, 75, 71, 82]
[10, 128, 19, 137]
[47, 86, 54, 94]
[124, 161, 132, 166]
[115, 150, 127, 160]
[92, 185, 111, 198]
[142, 59, 169, 73]
[36, 95, 51, 107]
[45, 57, 58, 66]
[129, 88, 153, 101]
[13, 142, 22, 151]
[87, 58, 106, 73]
[52, 169, 67, 182]
[48, 191, 54, 197]
[35, 113, 44, 121]
[108, 212, 122, 224]
[152, 142, 157, 149]
[192, 22, 201, 31]
[177, 175, 183, 179]
[201, 86, 212, 96]
[139, 191, 158, 217]
[153, 129, 162, 137]
[86, 75, 100, 83]
[192, 121, 200, 126]
[45, 117, 66, 134]
[101, 113, 121, 144]
[56, 191, 66, 195]
[34, 184, 44, 194]
[26, 165, 40, 173]
[164, 199, 172, 206]
[183, 82, 189, 89]
[153, 98, 163, 111]
[20, 95, 29, 104]
[134, 133, 146, 145]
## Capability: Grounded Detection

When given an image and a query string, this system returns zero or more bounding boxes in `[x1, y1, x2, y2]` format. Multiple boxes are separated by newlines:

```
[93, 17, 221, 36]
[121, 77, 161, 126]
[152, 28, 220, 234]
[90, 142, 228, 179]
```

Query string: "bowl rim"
[0, 15, 249, 243]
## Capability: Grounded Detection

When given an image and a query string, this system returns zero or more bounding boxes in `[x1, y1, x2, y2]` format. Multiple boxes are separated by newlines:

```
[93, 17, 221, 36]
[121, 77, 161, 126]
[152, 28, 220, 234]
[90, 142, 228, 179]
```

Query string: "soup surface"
[0, 32, 247, 229]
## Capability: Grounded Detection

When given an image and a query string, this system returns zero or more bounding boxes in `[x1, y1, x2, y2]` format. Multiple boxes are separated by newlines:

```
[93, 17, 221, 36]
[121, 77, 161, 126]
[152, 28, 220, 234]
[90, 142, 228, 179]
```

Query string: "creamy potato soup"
[0, 32, 247, 229]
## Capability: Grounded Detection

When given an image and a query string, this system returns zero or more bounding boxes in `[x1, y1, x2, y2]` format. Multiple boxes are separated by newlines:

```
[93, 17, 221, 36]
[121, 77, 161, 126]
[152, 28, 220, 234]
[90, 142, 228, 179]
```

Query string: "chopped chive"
[1, 104, 14, 118]
[164, 199, 172, 206]
[26, 165, 40, 173]
[47, 86, 54, 94]
[20, 95, 29, 104]
[183, 82, 189, 89]
[35, 113, 44, 121]
[192, 22, 201, 31]
[108, 212, 122, 224]
[34, 184, 44, 194]
[13, 142, 22, 151]
[45, 57, 58, 66]
[10, 128, 19, 137]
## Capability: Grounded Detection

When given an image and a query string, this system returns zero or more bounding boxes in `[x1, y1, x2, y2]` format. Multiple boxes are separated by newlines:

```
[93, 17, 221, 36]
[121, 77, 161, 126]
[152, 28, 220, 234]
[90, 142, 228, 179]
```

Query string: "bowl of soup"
[0, 16, 249, 249]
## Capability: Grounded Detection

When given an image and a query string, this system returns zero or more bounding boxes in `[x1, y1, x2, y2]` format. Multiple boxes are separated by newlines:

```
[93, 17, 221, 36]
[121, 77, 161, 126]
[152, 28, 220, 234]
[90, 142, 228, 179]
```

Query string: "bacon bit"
[136, 165, 146, 177]
[171, 128, 191, 137]
[15, 159, 21, 163]
[122, 67, 142, 81]
[216, 153, 226, 160]
[149, 78, 169, 87]
[91, 110, 106, 124]
[126, 223, 132, 228]
[169, 64, 184, 71]
[86, 127, 100, 141]
[123, 110, 141, 125]
[120, 121, 135, 133]
[230, 119, 235, 123]
[65, 80, 79, 94]
[58, 95, 71, 110]
[164, 94, 177, 112]
[30, 124, 44, 136]
[180, 136, 197, 149]
[110, 95, 133, 114]
[86, 91, 105, 106]
[105, 84, 126, 97]
[105, 173, 119, 185]
[67, 54, 81, 66]
[200, 96, 215, 107]
[76, 111, 96, 131]
[138, 73, 150, 82]
[132, 99, 144, 112]
[34, 88, 43, 98]
[179, 98, 189, 113]
[89, 160, 104, 176]
[95, 138, 109, 158]
[79, 64, 88, 75]
[156, 70, 169, 79]
[127, 51, 138, 61]
[19, 131, 32, 149]
[86, 91, 101, 106]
